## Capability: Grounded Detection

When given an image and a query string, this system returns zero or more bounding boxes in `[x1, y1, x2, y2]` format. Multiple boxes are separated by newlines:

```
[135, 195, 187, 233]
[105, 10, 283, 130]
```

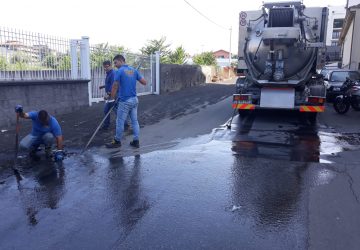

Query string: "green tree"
[43, 54, 58, 69]
[10, 52, 31, 70]
[169, 46, 187, 65]
[90, 43, 126, 67]
[108, 45, 126, 55]
[58, 55, 71, 70]
[193, 51, 217, 66]
[0, 56, 7, 70]
[140, 37, 171, 63]
[10, 51, 31, 64]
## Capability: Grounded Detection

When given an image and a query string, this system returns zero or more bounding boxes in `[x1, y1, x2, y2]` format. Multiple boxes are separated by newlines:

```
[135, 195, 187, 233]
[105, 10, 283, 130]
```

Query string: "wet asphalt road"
[1, 99, 360, 250]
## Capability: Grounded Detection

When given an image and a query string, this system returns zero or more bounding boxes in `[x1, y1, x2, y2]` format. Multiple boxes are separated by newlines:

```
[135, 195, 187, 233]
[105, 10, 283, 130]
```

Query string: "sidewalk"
[0, 83, 235, 170]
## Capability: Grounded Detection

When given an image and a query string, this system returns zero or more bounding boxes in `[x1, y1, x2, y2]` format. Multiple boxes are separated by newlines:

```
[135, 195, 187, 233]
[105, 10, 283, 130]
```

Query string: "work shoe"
[130, 140, 140, 148]
[45, 146, 52, 159]
[106, 139, 121, 148]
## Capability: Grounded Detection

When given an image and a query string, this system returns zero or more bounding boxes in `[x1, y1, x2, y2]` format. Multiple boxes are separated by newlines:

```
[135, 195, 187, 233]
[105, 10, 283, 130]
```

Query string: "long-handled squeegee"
[82, 60, 143, 153]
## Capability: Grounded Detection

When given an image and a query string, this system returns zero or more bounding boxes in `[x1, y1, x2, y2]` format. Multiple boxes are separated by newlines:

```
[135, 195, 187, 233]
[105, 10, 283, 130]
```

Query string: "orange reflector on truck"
[300, 106, 325, 112]
[232, 103, 256, 110]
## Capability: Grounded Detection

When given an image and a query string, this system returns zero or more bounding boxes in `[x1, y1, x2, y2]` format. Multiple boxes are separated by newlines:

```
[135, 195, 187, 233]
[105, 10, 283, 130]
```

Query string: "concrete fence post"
[70, 40, 78, 80]
[155, 51, 160, 95]
[80, 36, 92, 106]
[150, 54, 154, 94]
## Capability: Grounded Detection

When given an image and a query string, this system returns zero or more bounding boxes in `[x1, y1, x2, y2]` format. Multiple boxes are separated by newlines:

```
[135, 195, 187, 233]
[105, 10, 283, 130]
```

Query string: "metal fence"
[0, 27, 77, 81]
[0, 27, 160, 105]
[89, 45, 156, 102]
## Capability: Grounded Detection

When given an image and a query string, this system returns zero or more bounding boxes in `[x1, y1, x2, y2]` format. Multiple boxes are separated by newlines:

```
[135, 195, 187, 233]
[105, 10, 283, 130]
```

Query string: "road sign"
[240, 11, 247, 19]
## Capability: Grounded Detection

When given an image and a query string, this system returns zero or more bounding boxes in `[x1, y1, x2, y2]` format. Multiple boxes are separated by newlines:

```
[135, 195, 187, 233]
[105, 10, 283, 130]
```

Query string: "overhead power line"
[183, 0, 228, 30]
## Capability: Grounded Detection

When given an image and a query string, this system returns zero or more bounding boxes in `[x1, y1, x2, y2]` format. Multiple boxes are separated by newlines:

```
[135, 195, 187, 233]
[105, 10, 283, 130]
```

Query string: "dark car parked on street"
[324, 70, 360, 101]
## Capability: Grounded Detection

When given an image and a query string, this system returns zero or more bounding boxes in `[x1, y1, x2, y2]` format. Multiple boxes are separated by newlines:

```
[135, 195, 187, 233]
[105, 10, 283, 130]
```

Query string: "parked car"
[319, 68, 332, 78]
[324, 70, 360, 101]
[318, 62, 340, 76]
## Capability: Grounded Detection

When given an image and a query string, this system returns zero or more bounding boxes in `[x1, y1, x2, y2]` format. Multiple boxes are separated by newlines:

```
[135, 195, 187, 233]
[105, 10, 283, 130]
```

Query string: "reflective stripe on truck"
[299, 106, 325, 112]
[232, 104, 256, 109]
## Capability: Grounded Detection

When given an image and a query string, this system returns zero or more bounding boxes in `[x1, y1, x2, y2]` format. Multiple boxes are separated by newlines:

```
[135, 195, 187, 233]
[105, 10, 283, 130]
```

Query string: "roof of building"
[213, 50, 229, 54]
[339, 8, 357, 44]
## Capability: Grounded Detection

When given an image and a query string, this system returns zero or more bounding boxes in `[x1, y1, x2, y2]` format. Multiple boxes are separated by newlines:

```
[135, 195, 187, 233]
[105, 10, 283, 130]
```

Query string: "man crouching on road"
[106, 54, 146, 148]
[15, 105, 65, 162]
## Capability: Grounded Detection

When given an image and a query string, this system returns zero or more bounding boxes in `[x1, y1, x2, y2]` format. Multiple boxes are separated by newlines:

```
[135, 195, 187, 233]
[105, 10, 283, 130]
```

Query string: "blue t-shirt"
[105, 69, 115, 93]
[28, 111, 62, 137]
[114, 65, 143, 101]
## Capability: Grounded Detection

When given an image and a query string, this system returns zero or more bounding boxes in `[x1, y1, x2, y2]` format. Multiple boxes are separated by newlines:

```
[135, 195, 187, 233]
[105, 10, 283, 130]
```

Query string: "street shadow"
[230, 110, 313, 228]
[231, 156, 308, 228]
[231, 110, 320, 163]
[17, 162, 65, 226]
[107, 155, 150, 243]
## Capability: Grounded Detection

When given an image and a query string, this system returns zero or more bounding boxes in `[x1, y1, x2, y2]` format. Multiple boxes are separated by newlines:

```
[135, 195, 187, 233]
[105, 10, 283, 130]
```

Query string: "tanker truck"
[234, 1, 328, 124]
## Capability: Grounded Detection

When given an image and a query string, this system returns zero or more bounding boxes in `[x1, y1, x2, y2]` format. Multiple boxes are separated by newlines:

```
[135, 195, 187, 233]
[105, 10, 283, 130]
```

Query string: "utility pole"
[229, 27, 232, 79]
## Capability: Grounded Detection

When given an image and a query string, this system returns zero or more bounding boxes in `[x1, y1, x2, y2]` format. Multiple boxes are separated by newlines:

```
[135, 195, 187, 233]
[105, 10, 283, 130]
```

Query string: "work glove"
[15, 105, 23, 114]
[54, 150, 65, 162]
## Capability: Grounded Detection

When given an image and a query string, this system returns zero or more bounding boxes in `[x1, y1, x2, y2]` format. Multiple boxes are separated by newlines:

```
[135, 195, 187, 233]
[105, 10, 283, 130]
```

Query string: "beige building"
[340, 0, 360, 70]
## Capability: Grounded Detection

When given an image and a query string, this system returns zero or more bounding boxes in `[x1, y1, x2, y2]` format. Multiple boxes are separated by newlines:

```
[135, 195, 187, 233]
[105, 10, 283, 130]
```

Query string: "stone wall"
[159, 64, 235, 93]
[160, 64, 217, 93]
[0, 80, 89, 128]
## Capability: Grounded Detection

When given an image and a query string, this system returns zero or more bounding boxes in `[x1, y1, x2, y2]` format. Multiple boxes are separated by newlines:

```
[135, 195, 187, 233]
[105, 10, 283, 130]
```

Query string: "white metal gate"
[89, 49, 160, 103]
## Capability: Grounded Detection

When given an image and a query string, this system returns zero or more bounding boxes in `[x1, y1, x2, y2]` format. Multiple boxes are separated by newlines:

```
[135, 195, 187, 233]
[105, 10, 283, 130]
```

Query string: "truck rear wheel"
[299, 113, 317, 126]
[308, 113, 317, 126]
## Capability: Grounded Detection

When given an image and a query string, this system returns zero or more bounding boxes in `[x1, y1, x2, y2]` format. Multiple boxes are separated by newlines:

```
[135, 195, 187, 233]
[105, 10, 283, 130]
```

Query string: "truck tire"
[299, 113, 317, 126]
[308, 113, 317, 126]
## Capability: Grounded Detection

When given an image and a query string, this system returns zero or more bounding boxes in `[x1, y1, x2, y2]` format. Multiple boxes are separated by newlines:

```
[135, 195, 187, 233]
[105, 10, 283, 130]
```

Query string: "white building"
[340, 0, 360, 70]
[324, 6, 346, 62]
[326, 6, 346, 47]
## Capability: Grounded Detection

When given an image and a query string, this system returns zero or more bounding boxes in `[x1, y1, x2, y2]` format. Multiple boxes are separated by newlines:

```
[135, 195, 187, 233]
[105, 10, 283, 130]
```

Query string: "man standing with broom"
[106, 55, 146, 149]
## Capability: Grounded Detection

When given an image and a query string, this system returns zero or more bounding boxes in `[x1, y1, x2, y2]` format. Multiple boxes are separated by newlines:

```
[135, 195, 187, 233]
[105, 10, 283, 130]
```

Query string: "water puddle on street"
[211, 124, 360, 164]
[2, 119, 358, 249]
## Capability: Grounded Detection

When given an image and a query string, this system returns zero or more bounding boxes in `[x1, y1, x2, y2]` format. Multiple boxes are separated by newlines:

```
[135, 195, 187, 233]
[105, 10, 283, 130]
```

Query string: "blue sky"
[0, 0, 346, 54]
